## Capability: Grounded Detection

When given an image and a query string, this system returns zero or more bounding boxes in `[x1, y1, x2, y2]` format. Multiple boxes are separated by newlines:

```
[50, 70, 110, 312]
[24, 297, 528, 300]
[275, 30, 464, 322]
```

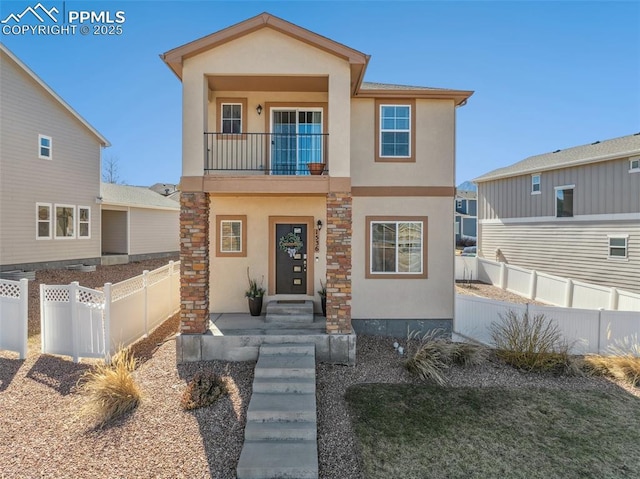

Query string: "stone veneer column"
[179, 192, 210, 334]
[325, 192, 352, 334]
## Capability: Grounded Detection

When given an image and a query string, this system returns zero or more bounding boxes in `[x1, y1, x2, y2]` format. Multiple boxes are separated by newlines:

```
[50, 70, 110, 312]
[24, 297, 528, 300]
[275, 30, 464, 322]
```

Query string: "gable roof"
[0, 43, 110, 147]
[475, 133, 640, 183]
[101, 183, 179, 210]
[161, 12, 370, 95]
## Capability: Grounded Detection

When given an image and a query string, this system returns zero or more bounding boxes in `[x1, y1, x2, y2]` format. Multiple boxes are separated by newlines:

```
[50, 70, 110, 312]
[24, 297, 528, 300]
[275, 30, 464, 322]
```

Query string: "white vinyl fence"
[455, 294, 640, 355]
[0, 278, 28, 359]
[454, 256, 640, 312]
[41, 261, 180, 362]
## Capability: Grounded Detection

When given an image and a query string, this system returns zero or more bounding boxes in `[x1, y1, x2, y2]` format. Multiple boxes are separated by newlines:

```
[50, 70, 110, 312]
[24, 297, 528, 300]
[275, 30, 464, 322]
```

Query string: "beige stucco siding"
[209, 196, 326, 313]
[478, 158, 640, 220]
[351, 196, 454, 319]
[101, 209, 128, 254]
[0, 51, 101, 266]
[479, 221, 640, 294]
[129, 208, 179, 255]
[182, 27, 352, 178]
[350, 98, 455, 187]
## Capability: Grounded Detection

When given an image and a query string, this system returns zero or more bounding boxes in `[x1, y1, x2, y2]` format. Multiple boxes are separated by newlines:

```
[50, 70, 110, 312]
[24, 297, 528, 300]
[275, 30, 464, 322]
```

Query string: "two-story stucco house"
[161, 13, 472, 361]
[0, 44, 179, 272]
[475, 133, 640, 294]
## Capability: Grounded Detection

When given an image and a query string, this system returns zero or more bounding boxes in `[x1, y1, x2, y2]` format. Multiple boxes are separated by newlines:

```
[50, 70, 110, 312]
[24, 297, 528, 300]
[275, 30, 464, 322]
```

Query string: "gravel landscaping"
[1, 264, 636, 478]
[456, 282, 548, 305]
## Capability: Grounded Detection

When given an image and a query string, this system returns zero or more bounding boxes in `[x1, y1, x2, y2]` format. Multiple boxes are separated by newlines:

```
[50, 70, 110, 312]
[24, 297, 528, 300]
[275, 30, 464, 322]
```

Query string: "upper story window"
[608, 235, 628, 260]
[39, 134, 52, 160]
[555, 185, 575, 218]
[36, 203, 51, 239]
[222, 104, 242, 134]
[366, 216, 427, 279]
[55, 204, 75, 238]
[630, 157, 640, 173]
[456, 199, 463, 211]
[78, 207, 90, 238]
[375, 99, 415, 162]
[531, 174, 541, 194]
[216, 215, 247, 257]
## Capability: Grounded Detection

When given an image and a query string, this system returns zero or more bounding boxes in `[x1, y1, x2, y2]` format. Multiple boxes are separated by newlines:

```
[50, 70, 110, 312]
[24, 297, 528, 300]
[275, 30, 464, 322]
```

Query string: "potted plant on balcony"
[319, 279, 327, 317]
[307, 162, 326, 175]
[245, 267, 265, 316]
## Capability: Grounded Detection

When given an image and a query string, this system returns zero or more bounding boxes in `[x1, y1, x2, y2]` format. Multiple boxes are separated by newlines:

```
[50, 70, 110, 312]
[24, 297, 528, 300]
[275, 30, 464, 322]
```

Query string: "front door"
[275, 223, 307, 294]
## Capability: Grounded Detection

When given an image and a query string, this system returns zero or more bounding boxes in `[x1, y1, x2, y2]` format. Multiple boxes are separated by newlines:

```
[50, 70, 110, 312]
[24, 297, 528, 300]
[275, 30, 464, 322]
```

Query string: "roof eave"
[354, 88, 474, 106]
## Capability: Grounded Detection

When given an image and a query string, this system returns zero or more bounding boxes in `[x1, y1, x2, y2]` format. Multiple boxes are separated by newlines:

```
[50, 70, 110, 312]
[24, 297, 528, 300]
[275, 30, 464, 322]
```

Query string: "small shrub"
[79, 348, 142, 427]
[584, 335, 640, 387]
[181, 370, 228, 411]
[490, 310, 578, 374]
[446, 341, 488, 367]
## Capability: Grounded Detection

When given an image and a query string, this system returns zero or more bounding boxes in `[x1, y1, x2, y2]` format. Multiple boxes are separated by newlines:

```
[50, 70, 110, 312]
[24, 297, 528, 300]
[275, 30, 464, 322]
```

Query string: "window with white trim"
[380, 105, 411, 158]
[630, 157, 640, 173]
[55, 205, 75, 238]
[78, 207, 90, 239]
[39, 134, 52, 159]
[555, 186, 574, 217]
[366, 217, 427, 278]
[36, 203, 51, 239]
[221, 103, 242, 134]
[608, 235, 628, 259]
[531, 174, 541, 194]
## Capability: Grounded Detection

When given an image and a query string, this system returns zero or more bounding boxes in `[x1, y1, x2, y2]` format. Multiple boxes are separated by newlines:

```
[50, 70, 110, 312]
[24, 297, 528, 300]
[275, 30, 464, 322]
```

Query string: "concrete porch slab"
[175, 313, 356, 365]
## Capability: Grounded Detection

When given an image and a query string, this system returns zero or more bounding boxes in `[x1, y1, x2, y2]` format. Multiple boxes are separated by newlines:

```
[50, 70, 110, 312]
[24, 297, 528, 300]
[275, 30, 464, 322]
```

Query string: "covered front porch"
[176, 311, 356, 365]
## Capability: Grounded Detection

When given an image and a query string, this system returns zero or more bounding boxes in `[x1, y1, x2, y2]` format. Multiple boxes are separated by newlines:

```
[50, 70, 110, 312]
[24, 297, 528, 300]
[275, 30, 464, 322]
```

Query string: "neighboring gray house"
[455, 189, 477, 243]
[0, 43, 109, 271]
[100, 183, 179, 263]
[475, 133, 640, 293]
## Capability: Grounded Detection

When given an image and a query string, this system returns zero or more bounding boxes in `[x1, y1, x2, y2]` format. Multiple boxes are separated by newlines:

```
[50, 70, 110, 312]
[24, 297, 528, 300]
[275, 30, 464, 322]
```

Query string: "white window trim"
[36, 202, 52, 240]
[54, 204, 76, 239]
[38, 134, 52, 160]
[379, 104, 412, 158]
[554, 184, 575, 218]
[630, 157, 640, 173]
[607, 234, 629, 261]
[369, 220, 424, 275]
[531, 174, 541, 195]
[220, 219, 242, 253]
[221, 103, 242, 134]
[78, 206, 91, 239]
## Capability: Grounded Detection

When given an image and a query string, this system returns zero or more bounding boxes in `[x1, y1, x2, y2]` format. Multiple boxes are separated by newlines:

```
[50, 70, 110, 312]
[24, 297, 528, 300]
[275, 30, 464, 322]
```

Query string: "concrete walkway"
[237, 343, 318, 479]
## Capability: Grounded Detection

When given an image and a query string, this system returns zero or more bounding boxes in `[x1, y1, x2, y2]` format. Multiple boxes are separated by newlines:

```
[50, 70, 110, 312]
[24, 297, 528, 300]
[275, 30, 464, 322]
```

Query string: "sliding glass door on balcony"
[271, 109, 323, 175]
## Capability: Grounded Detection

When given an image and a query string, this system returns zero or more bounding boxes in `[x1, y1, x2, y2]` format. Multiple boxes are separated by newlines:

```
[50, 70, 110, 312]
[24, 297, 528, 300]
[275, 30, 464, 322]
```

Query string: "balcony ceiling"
[207, 75, 328, 92]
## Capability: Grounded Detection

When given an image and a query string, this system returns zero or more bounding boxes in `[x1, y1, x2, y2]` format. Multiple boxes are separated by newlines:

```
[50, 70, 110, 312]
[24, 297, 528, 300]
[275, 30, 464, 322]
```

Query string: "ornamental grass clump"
[584, 335, 640, 387]
[79, 348, 142, 427]
[490, 310, 578, 374]
[404, 330, 487, 385]
[181, 370, 229, 411]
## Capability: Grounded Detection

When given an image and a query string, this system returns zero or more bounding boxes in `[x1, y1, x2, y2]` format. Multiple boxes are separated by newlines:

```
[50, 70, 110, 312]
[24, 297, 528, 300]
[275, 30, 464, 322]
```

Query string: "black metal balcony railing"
[204, 132, 328, 175]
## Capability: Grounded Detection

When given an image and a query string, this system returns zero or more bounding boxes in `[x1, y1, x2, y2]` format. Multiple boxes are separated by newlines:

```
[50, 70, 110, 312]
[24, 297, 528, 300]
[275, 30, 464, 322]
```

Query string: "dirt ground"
[456, 281, 547, 305]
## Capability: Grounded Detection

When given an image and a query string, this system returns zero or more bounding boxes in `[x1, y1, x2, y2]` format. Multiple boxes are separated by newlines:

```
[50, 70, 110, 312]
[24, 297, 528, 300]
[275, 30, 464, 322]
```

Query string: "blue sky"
[2, 1, 639, 186]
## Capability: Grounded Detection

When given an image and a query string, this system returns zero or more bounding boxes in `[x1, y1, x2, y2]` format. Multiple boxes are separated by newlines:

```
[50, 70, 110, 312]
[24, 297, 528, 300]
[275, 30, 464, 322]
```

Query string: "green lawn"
[345, 384, 640, 479]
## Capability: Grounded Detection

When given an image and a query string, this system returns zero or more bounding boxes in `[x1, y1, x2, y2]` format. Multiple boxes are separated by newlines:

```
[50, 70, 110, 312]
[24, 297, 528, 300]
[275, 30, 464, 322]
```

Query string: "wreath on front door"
[279, 232, 303, 258]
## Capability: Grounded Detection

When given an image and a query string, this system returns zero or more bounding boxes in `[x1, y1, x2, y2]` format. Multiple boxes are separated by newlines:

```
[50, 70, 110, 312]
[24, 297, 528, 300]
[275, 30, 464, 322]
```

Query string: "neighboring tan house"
[455, 189, 477, 244]
[161, 13, 472, 350]
[100, 183, 180, 264]
[0, 43, 109, 271]
[475, 133, 640, 294]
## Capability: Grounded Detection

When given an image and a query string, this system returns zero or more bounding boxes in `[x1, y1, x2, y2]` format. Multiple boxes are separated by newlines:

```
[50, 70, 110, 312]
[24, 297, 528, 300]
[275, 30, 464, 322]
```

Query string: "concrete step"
[247, 393, 316, 423]
[265, 300, 314, 323]
[237, 441, 318, 479]
[260, 342, 315, 356]
[254, 354, 316, 379]
[244, 421, 317, 441]
[252, 377, 316, 394]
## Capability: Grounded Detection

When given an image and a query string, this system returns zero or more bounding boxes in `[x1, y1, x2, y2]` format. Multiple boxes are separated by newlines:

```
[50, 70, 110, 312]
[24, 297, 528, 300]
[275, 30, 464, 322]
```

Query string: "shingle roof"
[360, 81, 449, 91]
[101, 183, 179, 210]
[474, 133, 640, 183]
[456, 190, 477, 200]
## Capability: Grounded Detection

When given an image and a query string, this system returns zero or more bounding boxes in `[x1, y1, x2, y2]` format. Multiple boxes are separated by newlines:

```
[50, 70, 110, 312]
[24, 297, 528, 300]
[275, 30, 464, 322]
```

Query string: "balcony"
[205, 132, 328, 175]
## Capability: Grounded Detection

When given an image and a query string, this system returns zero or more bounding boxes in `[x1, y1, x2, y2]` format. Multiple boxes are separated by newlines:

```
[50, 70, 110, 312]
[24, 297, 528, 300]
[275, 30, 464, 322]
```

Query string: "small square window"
[531, 174, 541, 194]
[39, 134, 52, 159]
[36, 203, 51, 239]
[78, 207, 90, 239]
[608, 236, 628, 260]
[216, 215, 247, 257]
[630, 158, 640, 173]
